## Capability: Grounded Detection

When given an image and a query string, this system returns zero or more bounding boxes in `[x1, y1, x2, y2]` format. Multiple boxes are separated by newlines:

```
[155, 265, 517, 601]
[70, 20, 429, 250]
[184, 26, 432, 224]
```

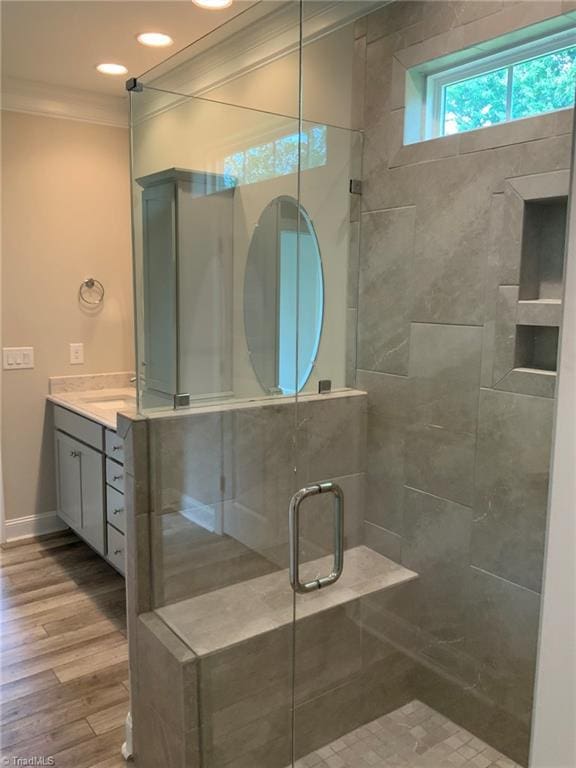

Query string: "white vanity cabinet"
[54, 405, 125, 575]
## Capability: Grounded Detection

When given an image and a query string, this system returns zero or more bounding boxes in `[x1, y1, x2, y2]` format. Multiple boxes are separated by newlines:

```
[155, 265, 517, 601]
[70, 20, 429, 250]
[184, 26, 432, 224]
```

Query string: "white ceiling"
[1, 1, 254, 97]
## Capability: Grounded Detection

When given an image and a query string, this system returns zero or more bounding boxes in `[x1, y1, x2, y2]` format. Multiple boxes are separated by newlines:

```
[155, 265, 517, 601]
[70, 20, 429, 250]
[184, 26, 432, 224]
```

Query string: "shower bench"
[133, 546, 418, 768]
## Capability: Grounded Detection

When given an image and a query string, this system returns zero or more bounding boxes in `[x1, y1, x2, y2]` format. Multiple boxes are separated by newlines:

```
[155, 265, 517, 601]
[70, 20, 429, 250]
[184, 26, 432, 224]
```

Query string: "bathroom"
[1, 1, 575, 767]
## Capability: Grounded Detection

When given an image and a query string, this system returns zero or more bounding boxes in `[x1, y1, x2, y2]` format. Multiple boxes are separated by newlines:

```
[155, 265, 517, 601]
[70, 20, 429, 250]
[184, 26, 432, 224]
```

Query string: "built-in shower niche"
[515, 325, 559, 373]
[519, 197, 567, 302]
[511, 194, 566, 382]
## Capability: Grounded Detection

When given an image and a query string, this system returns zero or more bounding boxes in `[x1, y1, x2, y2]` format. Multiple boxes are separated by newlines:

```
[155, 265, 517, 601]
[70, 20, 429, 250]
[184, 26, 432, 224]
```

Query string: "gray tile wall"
[355, 1, 571, 761]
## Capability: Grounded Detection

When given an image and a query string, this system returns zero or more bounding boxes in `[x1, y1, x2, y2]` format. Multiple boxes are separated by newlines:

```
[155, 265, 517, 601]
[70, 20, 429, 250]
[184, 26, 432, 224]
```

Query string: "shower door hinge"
[126, 77, 143, 93]
[349, 179, 362, 195]
[174, 393, 191, 409]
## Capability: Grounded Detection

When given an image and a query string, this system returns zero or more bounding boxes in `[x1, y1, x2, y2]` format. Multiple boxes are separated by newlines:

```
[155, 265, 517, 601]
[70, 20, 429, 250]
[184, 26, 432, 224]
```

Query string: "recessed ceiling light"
[137, 32, 174, 48]
[192, 0, 233, 9]
[96, 63, 128, 76]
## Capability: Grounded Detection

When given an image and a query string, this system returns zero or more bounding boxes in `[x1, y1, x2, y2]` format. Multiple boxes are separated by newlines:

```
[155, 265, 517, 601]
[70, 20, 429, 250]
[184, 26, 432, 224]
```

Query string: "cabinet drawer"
[54, 405, 103, 450]
[105, 430, 124, 463]
[107, 524, 126, 576]
[106, 458, 125, 494]
[106, 485, 126, 534]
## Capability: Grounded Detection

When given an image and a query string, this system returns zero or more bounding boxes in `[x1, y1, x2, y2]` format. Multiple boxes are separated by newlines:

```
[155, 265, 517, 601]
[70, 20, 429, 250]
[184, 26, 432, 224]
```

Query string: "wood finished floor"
[0, 531, 129, 767]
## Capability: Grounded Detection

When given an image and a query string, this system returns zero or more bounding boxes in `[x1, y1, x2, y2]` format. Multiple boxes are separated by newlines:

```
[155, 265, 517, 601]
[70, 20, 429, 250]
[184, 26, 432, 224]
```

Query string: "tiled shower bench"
[132, 546, 418, 768]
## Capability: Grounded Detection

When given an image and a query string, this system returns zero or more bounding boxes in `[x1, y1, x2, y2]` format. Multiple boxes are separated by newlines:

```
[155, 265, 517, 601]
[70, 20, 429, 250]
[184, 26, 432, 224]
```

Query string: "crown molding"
[133, 0, 385, 125]
[1, 77, 128, 128]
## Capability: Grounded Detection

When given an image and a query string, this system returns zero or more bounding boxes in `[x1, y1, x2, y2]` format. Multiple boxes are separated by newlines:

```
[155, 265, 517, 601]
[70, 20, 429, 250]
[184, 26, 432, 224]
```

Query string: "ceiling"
[1, 1, 254, 98]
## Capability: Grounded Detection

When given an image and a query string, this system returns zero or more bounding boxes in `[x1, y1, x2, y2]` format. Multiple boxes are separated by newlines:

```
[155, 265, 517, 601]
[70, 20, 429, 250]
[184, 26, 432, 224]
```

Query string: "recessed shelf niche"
[515, 325, 559, 373]
[519, 197, 567, 301]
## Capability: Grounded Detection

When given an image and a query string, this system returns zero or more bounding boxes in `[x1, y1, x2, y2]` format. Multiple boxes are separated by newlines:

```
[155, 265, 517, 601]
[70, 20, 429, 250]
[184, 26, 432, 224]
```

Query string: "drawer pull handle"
[112, 445, 122, 452]
[113, 548, 123, 556]
[70, 450, 81, 458]
[113, 475, 123, 482]
[113, 508, 123, 515]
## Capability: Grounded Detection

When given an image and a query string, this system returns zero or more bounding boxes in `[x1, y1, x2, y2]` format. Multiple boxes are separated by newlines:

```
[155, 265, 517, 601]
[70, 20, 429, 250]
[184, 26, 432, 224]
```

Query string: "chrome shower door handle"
[289, 481, 344, 594]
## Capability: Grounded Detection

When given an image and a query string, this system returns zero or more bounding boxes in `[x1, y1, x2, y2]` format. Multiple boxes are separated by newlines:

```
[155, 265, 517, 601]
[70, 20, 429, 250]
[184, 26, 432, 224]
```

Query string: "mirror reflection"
[244, 196, 323, 395]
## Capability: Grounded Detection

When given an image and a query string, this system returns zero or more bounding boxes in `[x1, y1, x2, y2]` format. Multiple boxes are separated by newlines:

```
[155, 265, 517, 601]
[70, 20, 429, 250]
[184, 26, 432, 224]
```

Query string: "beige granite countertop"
[157, 545, 417, 657]
[48, 386, 137, 430]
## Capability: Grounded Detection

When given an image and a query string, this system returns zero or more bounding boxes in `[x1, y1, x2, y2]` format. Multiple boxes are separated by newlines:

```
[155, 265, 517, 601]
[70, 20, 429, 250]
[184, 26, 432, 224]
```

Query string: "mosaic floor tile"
[295, 701, 522, 768]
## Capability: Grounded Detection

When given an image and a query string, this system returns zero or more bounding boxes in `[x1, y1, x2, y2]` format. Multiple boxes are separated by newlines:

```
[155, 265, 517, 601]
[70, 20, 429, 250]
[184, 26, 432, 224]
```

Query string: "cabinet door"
[55, 431, 82, 530]
[79, 443, 105, 555]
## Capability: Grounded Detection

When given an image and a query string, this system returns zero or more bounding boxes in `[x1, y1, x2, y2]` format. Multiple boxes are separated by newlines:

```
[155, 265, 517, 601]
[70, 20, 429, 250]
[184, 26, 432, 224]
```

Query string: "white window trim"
[423, 27, 576, 140]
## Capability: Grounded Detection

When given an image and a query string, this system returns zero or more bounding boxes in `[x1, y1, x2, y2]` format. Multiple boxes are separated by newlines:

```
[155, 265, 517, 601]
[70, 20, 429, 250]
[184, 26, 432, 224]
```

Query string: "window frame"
[424, 28, 576, 140]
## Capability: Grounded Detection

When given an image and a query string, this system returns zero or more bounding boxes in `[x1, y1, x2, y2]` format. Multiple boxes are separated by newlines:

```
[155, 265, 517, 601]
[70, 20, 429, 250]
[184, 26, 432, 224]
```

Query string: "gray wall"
[354, 1, 573, 761]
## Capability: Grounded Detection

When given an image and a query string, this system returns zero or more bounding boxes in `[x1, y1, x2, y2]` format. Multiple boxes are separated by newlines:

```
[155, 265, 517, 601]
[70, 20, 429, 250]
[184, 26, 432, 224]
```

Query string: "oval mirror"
[244, 196, 324, 395]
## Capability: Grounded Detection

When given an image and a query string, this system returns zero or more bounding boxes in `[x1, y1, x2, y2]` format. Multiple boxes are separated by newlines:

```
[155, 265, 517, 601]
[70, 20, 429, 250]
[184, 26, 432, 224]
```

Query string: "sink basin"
[91, 399, 135, 411]
[81, 394, 136, 411]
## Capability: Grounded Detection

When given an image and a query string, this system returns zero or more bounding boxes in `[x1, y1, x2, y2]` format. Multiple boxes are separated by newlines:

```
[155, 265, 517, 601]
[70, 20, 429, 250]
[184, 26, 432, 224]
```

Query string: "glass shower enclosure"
[129, 3, 371, 766]
[128, 2, 570, 767]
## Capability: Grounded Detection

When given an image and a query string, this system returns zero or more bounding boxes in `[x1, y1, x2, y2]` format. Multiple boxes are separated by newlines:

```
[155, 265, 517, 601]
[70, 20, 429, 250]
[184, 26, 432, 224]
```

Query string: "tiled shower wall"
[353, 0, 573, 759]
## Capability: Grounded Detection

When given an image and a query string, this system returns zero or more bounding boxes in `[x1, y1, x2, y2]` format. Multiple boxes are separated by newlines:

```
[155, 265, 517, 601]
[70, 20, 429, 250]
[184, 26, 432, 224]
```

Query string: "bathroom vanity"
[47, 376, 136, 576]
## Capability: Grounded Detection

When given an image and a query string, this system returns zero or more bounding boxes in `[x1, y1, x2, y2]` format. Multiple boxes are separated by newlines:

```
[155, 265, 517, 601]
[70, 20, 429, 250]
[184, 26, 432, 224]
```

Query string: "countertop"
[48, 387, 137, 431]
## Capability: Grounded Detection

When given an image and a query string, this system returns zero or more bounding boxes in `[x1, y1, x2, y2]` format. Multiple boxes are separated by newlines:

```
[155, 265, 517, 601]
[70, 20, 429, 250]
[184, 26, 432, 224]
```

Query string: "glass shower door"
[289, 119, 377, 767]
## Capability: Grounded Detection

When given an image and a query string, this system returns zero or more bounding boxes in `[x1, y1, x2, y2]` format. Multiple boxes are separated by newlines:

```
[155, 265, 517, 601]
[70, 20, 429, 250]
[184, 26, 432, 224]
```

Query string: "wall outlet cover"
[70, 342, 84, 365]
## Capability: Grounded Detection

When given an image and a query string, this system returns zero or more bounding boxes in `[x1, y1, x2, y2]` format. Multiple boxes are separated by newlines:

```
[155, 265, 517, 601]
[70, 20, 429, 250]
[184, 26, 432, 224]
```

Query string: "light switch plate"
[70, 342, 84, 365]
[3, 347, 34, 370]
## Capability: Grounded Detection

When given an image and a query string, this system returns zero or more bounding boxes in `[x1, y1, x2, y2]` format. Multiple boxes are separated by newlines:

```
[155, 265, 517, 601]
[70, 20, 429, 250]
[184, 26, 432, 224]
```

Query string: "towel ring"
[79, 278, 105, 306]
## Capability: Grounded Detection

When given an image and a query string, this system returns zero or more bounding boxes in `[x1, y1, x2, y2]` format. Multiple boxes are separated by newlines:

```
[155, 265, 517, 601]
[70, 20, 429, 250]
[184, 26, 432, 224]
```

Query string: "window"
[419, 29, 576, 141]
[223, 125, 327, 186]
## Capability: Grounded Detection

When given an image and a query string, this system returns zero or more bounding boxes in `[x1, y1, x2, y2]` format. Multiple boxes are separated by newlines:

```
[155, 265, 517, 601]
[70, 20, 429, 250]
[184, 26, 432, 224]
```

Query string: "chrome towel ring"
[79, 278, 105, 305]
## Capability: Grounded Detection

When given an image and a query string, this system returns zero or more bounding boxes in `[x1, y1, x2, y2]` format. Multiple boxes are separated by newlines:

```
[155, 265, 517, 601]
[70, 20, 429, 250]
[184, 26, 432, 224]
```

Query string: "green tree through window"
[444, 68, 508, 134]
[512, 46, 576, 119]
[440, 44, 576, 136]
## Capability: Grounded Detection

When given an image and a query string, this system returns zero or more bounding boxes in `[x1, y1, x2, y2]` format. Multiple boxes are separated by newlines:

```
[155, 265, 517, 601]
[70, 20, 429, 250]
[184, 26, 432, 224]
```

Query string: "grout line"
[360, 204, 416, 215]
[403, 484, 474, 510]
[469, 564, 540, 597]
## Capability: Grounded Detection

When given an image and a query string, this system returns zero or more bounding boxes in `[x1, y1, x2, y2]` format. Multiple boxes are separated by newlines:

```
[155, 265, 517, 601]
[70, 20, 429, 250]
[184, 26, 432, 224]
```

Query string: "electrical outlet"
[3, 347, 35, 370]
[70, 343, 84, 365]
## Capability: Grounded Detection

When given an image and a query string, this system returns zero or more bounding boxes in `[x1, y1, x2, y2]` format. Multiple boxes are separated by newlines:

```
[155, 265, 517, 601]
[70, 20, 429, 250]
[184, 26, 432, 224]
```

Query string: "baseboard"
[4, 511, 68, 542]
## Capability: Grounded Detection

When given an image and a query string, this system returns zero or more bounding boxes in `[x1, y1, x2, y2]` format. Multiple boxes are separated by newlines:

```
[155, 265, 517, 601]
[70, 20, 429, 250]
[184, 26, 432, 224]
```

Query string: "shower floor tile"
[295, 700, 522, 768]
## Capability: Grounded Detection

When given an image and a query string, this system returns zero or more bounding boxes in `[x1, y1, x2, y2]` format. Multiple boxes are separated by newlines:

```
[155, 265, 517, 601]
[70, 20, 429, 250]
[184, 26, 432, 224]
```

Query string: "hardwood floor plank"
[0, 528, 78, 550]
[1, 560, 119, 603]
[0, 718, 95, 763]
[0, 539, 84, 567]
[0, 581, 124, 623]
[0, 669, 60, 704]
[89, 756, 128, 768]
[1, 632, 127, 685]
[2, 618, 123, 666]
[1, 542, 103, 577]
[0, 531, 78, 556]
[1, 684, 128, 748]
[1, 587, 126, 637]
[1, 662, 129, 726]
[0, 533, 129, 768]
[55, 643, 129, 684]
[0, 624, 48, 651]
[87, 701, 130, 735]
[42, 602, 126, 638]
[51, 725, 126, 768]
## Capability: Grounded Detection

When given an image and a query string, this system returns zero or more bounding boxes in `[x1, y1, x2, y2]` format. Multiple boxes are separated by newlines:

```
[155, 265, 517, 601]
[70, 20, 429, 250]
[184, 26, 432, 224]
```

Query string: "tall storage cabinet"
[136, 168, 235, 409]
